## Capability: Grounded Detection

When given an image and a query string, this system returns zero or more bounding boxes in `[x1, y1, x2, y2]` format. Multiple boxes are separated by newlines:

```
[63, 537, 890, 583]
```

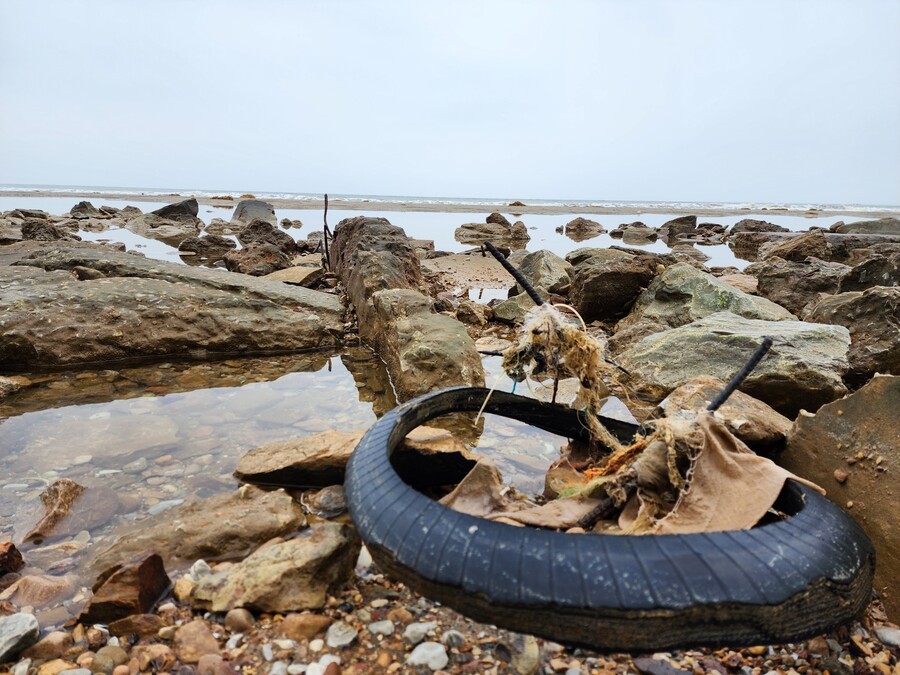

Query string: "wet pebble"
[147, 498, 184, 515]
[367, 620, 394, 636]
[441, 629, 466, 648]
[407, 641, 449, 670]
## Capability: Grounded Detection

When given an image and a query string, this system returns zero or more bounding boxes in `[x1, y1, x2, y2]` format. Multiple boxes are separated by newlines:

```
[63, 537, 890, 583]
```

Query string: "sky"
[1, 1, 898, 205]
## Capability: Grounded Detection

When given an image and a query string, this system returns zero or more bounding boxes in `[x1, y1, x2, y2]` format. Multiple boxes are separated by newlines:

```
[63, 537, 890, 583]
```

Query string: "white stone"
[368, 620, 394, 636]
[875, 625, 900, 647]
[325, 621, 357, 649]
[0, 614, 40, 663]
[403, 621, 437, 645]
[406, 641, 449, 670]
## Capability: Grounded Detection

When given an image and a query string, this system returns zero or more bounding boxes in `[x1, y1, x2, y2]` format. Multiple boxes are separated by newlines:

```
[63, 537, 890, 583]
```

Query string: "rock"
[94, 645, 128, 669]
[235, 430, 364, 486]
[300, 486, 346, 519]
[746, 256, 850, 316]
[670, 244, 711, 266]
[368, 620, 394, 636]
[325, 621, 358, 648]
[0, 543, 24, 575]
[177, 235, 236, 260]
[152, 198, 199, 220]
[658, 376, 792, 454]
[78, 552, 170, 624]
[70, 202, 101, 220]
[805, 287, 899, 382]
[1, 243, 343, 368]
[491, 290, 548, 325]
[237, 220, 297, 255]
[0, 574, 76, 607]
[568, 251, 658, 324]
[658, 215, 697, 241]
[224, 608, 254, 633]
[455, 300, 491, 326]
[564, 217, 605, 242]
[780, 375, 899, 617]
[21, 221, 70, 242]
[131, 644, 176, 671]
[193, 523, 359, 613]
[486, 212, 512, 228]
[759, 229, 831, 262]
[609, 221, 658, 241]
[108, 613, 165, 638]
[279, 613, 331, 641]
[831, 217, 900, 235]
[90, 486, 305, 572]
[455, 221, 529, 246]
[196, 653, 231, 675]
[874, 625, 900, 648]
[406, 642, 448, 670]
[223, 243, 292, 276]
[0, 613, 39, 663]
[35, 658, 79, 674]
[403, 621, 436, 645]
[718, 273, 758, 295]
[838, 250, 900, 292]
[20, 631, 73, 661]
[514, 250, 573, 295]
[729, 219, 788, 235]
[617, 263, 794, 333]
[504, 633, 540, 675]
[618, 312, 850, 416]
[174, 619, 220, 664]
[125, 213, 202, 246]
[262, 266, 324, 287]
[231, 199, 276, 226]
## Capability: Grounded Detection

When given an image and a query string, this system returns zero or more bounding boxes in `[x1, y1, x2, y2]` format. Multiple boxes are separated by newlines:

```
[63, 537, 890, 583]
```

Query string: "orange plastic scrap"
[583, 438, 648, 479]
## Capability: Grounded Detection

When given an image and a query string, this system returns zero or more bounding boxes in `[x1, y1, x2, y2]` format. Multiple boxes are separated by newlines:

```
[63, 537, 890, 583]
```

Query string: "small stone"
[370, 598, 388, 609]
[368, 620, 394, 636]
[22, 630, 73, 660]
[224, 608, 254, 633]
[387, 607, 413, 624]
[268, 662, 288, 675]
[309, 638, 324, 652]
[35, 659, 79, 675]
[272, 639, 295, 651]
[173, 575, 196, 602]
[406, 641, 449, 670]
[108, 614, 164, 638]
[505, 633, 540, 675]
[833, 469, 849, 484]
[325, 621, 357, 648]
[190, 560, 213, 581]
[261, 643, 274, 662]
[279, 613, 332, 641]
[746, 645, 767, 656]
[197, 653, 231, 675]
[174, 620, 220, 664]
[158, 626, 176, 641]
[874, 625, 900, 647]
[806, 636, 830, 655]
[403, 621, 437, 645]
[441, 630, 466, 648]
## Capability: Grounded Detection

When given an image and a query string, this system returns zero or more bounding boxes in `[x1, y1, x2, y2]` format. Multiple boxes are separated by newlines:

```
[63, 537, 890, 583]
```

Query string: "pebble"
[224, 633, 243, 650]
[325, 621, 357, 649]
[261, 643, 274, 662]
[72, 454, 93, 465]
[406, 641, 449, 670]
[874, 625, 900, 647]
[368, 620, 395, 636]
[123, 457, 148, 473]
[403, 621, 437, 645]
[147, 498, 184, 515]
[272, 639, 296, 650]
[441, 630, 466, 648]
[224, 608, 254, 632]
[190, 559, 213, 580]
[268, 662, 288, 675]
[309, 638, 324, 653]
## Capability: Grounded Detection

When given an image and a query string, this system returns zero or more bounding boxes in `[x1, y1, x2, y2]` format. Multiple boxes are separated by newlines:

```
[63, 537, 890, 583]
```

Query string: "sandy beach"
[2, 189, 898, 219]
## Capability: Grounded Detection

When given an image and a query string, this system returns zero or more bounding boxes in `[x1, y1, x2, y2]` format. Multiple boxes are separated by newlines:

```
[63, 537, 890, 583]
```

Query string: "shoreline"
[2, 189, 898, 219]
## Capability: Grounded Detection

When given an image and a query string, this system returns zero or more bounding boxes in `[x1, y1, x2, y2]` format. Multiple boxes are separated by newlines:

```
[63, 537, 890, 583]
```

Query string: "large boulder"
[830, 216, 900, 235]
[735, 230, 900, 264]
[658, 375, 792, 455]
[125, 212, 203, 246]
[838, 249, 900, 292]
[617, 312, 850, 416]
[70, 201, 102, 220]
[616, 263, 794, 332]
[3, 243, 343, 368]
[569, 252, 659, 324]
[746, 256, 850, 316]
[237, 219, 297, 255]
[90, 485, 306, 572]
[513, 250, 573, 296]
[728, 219, 788, 235]
[232, 199, 277, 226]
[455, 221, 529, 247]
[191, 523, 359, 613]
[758, 229, 831, 262]
[177, 234, 236, 260]
[152, 198, 199, 220]
[564, 217, 605, 242]
[658, 215, 697, 242]
[223, 243, 293, 276]
[805, 287, 899, 382]
[778, 375, 899, 617]
[332, 217, 483, 400]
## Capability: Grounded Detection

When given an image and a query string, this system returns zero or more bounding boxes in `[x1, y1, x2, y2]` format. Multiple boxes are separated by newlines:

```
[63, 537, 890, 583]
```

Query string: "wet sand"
[3, 189, 897, 219]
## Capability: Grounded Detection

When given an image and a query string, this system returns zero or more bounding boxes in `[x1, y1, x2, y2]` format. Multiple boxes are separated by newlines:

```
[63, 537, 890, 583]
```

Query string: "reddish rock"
[79, 552, 170, 624]
[108, 613, 166, 637]
[174, 619, 220, 664]
[0, 542, 24, 574]
[279, 612, 333, 640]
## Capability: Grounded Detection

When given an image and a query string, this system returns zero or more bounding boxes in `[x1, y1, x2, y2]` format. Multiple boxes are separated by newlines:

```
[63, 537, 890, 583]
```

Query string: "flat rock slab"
[90, 485, 306, 573]
[618, 312, 850, 417]
[779, 375, 899, 618]
[1, 244, 344, 367]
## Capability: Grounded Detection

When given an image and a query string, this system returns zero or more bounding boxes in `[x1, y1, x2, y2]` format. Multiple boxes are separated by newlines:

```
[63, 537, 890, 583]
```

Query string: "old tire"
[345, 386, 875, 651]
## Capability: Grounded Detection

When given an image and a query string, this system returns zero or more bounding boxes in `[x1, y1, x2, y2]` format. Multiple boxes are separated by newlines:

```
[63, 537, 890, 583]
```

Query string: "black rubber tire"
[345, 386, 875, 652]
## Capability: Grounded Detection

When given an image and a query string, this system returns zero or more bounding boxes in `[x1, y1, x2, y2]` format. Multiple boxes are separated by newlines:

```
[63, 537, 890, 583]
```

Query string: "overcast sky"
[1, 1, 898, 205]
